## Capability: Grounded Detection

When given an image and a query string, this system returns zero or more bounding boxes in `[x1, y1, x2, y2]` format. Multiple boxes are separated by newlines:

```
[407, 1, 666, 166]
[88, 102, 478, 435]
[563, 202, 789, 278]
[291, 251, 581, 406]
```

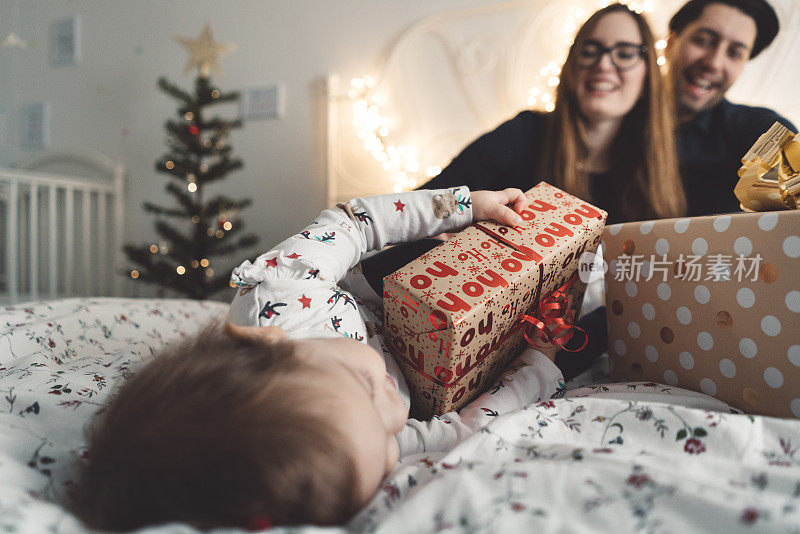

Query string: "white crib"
[0, 151, 125, 304]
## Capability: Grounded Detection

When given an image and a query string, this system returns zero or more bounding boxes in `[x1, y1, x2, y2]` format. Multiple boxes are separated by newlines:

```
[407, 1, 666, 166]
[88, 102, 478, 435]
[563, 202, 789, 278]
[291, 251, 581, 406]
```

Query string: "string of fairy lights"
[130, 88, 236, 281]
[347, 0, 667, 193]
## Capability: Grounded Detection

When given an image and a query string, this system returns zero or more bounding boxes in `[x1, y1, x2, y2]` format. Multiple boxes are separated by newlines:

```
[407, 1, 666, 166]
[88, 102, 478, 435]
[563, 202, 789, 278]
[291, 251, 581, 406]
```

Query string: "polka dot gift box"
[603, 210, 800, 418]
[384, 182, 606, 419]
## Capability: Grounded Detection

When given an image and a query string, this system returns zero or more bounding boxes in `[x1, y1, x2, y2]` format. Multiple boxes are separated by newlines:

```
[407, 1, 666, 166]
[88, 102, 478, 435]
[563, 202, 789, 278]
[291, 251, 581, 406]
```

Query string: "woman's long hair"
[539, 3, 685, 222]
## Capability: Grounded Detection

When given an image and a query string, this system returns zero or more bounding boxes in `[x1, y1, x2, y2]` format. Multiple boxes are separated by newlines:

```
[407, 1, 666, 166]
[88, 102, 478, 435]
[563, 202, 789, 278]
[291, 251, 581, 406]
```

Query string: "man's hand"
[471, 188, 529, 226]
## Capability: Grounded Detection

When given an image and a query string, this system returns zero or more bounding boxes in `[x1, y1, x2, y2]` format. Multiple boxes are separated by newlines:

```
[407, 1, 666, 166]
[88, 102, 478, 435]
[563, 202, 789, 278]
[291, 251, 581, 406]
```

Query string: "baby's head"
[75, 321, 408, 531]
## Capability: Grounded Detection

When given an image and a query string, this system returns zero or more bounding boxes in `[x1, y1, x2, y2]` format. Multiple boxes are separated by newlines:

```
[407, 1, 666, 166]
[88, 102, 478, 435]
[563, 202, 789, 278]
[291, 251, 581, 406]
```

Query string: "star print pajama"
[228, 187, 564, 457]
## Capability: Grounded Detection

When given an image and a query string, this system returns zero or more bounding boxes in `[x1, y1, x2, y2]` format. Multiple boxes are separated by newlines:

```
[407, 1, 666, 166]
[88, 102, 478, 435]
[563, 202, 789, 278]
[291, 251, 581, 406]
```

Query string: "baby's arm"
[396, 347, 564, 456]
[231, 188, 473, 290]
[345, 188, 475, 257]
[228, 187, 528, 330]
[230, 188, 489, 328]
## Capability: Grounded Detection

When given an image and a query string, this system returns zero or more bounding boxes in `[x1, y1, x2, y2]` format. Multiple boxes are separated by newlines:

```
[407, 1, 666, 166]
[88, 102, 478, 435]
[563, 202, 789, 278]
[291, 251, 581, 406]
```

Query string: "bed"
[4, 0, 800, 532]
[2, 297, 800, 533]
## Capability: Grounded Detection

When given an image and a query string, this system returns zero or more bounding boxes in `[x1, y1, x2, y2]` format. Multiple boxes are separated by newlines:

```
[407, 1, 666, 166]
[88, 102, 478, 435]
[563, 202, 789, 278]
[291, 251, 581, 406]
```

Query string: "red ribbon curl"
[519, 274, 588, 352]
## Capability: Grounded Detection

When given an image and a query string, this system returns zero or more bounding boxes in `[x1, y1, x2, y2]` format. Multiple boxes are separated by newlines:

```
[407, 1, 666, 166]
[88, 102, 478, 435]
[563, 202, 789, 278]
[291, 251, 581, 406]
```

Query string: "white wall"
[2, 0, 798, 299]
[0, 0, 506, 296]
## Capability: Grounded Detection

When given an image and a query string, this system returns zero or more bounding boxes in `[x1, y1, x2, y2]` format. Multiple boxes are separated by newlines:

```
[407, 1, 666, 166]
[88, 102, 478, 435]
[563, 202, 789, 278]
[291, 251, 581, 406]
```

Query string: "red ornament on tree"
[189, 125, 199, 135]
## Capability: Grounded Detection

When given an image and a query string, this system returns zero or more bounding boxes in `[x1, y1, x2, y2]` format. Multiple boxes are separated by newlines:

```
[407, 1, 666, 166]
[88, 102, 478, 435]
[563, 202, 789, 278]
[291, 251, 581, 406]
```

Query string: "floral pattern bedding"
[2, 298, 800, 533]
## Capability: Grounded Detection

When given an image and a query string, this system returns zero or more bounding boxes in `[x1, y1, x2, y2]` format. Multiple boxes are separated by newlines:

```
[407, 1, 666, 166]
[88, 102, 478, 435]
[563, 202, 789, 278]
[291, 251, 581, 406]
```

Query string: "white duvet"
[2, 298, 799, 533]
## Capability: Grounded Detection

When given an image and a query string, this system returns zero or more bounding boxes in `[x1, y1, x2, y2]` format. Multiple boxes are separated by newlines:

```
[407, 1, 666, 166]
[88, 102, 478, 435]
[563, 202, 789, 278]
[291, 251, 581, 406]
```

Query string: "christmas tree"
[124, 23, 258, 300]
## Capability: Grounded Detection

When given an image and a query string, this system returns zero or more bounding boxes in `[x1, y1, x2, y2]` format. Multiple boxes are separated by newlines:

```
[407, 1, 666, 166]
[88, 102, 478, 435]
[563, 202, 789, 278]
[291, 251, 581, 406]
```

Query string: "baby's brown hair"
[74, 321, 361, 531]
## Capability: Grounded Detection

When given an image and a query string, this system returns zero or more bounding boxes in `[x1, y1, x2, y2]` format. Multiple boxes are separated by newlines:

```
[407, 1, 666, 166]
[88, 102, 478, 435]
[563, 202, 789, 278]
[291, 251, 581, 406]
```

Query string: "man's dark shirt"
[679, 98, 796, 215]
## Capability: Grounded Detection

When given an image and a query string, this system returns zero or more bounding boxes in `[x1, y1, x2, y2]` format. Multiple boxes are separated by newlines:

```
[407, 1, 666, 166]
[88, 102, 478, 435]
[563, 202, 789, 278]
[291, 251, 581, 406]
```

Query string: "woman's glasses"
[577, 41, 648, 71]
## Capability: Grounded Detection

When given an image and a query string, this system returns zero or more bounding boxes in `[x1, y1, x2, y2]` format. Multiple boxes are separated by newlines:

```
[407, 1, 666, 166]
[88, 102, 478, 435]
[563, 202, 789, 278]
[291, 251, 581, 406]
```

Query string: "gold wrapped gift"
[735, 121, 800, 211]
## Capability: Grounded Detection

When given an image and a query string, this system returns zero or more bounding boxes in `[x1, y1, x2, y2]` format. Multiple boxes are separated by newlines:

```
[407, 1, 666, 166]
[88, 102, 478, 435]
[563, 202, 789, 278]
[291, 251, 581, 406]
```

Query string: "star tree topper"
[175, 23, 236, 78]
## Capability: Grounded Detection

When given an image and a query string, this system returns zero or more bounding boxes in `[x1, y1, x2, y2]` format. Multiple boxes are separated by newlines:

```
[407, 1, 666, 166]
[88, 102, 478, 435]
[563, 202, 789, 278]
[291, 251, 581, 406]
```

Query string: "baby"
[75, 187, 565, 531]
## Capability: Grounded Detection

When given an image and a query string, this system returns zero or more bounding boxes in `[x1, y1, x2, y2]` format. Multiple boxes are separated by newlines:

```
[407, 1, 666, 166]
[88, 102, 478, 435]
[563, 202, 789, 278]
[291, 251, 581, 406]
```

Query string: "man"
[666, 0, 796, 215]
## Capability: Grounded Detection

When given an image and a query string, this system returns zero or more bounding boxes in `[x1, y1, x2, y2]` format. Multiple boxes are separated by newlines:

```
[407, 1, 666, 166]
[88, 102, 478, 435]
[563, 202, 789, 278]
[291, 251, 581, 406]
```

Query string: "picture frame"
[20, 101, 51, 151]
[51, 14, 81, 66]
[241, 84, 285, 120]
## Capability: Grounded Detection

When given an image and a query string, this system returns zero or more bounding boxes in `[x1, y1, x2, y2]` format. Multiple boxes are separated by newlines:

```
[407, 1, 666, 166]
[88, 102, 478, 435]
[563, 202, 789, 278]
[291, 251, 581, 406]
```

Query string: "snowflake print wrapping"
[383, 182, 607, 419]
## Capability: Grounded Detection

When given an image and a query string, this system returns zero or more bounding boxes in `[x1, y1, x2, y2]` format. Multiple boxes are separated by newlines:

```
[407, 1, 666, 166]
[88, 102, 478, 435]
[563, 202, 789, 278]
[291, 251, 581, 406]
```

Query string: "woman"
[423, 2, 686, 223]
[362, 3, 686, 380]
[365, 3, 685, 284]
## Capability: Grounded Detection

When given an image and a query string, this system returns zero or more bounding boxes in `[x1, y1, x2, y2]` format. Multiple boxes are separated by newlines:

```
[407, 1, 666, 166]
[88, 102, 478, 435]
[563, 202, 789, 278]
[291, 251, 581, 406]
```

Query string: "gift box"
[603, 210, 800, 418]
[735, 121, 800, 211]
[383, 182, 606, 419]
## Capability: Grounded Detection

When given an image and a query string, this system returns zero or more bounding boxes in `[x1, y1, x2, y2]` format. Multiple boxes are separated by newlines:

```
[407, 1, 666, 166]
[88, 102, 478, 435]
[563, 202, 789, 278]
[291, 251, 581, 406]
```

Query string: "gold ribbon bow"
[735, 121, 800, 211]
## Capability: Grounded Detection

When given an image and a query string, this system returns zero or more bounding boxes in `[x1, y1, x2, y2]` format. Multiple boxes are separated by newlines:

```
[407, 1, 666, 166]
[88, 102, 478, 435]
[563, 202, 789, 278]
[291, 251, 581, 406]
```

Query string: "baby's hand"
[471, 188, 529, 226]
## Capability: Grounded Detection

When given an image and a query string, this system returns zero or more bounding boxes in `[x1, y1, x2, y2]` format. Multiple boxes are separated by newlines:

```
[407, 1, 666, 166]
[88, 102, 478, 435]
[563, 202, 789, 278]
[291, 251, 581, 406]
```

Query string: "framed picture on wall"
[50, 15, 81, 66]
[20, 102, 50, 151]
[242, 84, 286, 120]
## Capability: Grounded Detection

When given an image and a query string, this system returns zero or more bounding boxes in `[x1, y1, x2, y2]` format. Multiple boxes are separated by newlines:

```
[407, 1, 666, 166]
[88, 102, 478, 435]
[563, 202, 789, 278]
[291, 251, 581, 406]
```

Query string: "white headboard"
[0, 150, 126, 304]
[327, 0, 800, 206]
